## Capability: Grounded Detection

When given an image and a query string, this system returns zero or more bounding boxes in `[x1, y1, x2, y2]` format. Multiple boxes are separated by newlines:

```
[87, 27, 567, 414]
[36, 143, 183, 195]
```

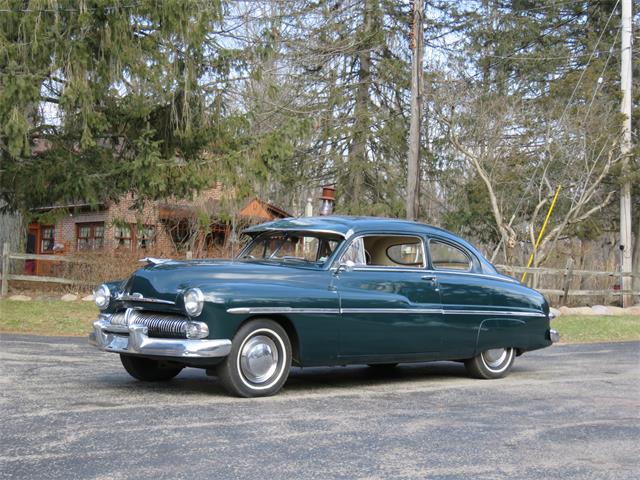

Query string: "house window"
[40, 226, 55, 253]
[205, 224, 228, 250]
[76, 223, 105, 250]
[137, 225, 155, 249]
[114, 224, 133, 248]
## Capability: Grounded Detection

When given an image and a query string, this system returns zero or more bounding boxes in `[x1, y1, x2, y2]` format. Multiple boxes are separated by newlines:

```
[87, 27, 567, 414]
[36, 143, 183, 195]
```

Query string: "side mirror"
[337, 260, 355, 273]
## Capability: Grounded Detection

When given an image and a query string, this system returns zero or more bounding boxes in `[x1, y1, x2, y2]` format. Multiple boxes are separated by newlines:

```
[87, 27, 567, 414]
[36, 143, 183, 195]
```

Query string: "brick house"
[26, 186, 290, 274]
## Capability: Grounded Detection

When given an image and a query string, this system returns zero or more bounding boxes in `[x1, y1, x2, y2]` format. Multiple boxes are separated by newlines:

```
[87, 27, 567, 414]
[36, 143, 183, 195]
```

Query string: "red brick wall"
[51, 185, 225, 254]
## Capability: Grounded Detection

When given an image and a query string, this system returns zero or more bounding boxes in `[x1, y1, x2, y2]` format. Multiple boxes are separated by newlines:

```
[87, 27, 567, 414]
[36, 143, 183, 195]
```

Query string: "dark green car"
[89, 216, 559, 397]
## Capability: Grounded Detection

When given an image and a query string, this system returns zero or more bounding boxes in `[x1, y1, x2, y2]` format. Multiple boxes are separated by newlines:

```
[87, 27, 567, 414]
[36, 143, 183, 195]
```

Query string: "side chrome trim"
[341, 308, 443, 314]
[227, 307, 340, 315]
[445, 309, 546, 318]
[226, 306, 545, 318]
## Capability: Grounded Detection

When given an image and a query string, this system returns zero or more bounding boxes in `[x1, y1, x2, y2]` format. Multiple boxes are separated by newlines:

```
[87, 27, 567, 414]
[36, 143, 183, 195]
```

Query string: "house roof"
[239, 198, 291, 220]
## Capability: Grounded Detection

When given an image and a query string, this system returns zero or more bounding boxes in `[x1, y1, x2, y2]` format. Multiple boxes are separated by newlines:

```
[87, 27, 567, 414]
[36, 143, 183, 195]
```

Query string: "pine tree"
[0, 0, 231, 213]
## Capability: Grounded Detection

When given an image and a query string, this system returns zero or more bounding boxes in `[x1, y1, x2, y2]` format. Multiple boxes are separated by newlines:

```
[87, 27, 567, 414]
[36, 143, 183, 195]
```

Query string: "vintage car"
[89, 216, 559, 397]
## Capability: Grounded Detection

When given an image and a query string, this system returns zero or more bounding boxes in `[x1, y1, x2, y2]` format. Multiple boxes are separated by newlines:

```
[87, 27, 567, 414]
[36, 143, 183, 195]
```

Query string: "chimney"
[319, 185, 336, 216]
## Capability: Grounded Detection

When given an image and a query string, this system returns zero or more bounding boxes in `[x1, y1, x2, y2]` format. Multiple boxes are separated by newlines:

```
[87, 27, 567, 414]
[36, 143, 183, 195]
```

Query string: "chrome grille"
[108, 309, 188, 338]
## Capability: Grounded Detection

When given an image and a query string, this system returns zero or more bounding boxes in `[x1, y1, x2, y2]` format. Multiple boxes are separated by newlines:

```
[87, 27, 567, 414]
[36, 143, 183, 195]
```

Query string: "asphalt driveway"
[0, 335, 638, 480]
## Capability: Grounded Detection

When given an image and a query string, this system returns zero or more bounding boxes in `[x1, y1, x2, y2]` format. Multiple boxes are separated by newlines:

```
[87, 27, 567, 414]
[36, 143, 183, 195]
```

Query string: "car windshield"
[238, 232, 343, 266]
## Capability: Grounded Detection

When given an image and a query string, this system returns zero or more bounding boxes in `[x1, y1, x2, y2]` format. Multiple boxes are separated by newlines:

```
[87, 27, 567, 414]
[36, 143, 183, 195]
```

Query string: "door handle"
[421, 275, 437, 282]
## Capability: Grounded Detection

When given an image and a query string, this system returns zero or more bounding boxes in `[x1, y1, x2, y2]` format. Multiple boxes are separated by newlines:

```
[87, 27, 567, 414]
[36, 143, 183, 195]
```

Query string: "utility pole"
[406, 0, 424, 221]
[620, 0, 633, 307]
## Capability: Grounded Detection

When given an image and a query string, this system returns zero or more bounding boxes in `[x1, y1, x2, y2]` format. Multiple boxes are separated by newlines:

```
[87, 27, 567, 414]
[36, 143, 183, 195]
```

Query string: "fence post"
[560, 258, 574, 307]
[1, 242, 9, 297]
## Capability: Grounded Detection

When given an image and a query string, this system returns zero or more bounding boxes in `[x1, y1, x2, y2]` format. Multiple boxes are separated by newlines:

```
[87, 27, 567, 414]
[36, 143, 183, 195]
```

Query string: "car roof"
[245, 215, 459, 240]
[243, 215, 499, 274]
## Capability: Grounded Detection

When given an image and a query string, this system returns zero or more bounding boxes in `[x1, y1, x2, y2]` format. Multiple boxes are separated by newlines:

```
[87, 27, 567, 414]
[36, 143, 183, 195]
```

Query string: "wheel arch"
[475, 317, 528, 354]
[236, 314, 301, 366]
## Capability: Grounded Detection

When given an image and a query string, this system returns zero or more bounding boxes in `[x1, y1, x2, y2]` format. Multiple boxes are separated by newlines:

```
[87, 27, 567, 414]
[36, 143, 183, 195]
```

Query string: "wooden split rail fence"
[496, 261, 639, 306]
[1, 242, 639, 303]
[0, 242, 98, 296]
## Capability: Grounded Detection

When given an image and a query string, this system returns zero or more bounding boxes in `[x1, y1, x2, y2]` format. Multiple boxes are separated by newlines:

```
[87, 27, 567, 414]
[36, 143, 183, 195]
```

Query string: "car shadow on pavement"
[97, 361, 480, 398]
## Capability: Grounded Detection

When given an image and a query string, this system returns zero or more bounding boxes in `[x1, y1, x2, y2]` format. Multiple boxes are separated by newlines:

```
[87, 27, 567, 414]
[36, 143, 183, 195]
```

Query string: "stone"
[60, 294, 78, 302]
[591, 305, 610, 315]
[605, 306, 626, 316]
[8, 294, 31, 301]
[563, 306, 596, 315]
[82, 294, 94, 302]
[559, 306, 572, 315]
[625, 306, 640, 315]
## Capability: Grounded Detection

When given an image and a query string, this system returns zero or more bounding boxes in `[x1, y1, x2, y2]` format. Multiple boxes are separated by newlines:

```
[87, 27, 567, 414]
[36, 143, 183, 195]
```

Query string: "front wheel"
[120, 354, 183, 381]
[464, 347, 515, 379]
[217, 319, 292, 397]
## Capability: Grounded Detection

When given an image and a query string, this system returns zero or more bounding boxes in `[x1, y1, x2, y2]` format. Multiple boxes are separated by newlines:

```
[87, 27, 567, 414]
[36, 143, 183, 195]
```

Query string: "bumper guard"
[89, 317, 232, 359]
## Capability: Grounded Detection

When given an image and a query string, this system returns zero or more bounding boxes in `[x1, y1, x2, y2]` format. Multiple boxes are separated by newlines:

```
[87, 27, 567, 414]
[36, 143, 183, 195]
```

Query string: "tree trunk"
[345, 0, 375, 211]
[406, 0, 424, 220]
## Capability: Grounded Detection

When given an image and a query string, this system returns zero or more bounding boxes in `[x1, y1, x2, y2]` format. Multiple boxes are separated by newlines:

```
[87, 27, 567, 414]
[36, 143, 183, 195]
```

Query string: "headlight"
[94, 284, 111, 310]
[183, 288, 204, 317]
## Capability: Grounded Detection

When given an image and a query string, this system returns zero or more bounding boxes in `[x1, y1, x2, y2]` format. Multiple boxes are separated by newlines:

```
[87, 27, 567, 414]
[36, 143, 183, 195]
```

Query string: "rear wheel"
[120, 354, 183, 381]
[217, 319, 291, 397]
[464, 347, 515, 379]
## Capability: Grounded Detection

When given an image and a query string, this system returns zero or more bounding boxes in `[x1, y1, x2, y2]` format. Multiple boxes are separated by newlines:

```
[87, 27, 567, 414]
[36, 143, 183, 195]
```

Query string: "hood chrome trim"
[117, 293, 176, 305]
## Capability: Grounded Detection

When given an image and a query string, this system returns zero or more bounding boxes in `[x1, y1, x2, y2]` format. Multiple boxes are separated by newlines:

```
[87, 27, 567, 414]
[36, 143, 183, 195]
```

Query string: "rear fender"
[475, 318, 528, 355]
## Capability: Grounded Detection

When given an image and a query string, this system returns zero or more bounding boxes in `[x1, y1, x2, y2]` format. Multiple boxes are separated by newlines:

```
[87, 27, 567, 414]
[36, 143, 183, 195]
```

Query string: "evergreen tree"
[0, 0, 233, 213]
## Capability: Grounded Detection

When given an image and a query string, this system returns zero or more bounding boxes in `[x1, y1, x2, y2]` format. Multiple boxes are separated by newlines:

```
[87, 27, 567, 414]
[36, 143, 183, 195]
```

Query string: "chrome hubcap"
[482, 348, 508, 369]
[240, 335, 279, 383]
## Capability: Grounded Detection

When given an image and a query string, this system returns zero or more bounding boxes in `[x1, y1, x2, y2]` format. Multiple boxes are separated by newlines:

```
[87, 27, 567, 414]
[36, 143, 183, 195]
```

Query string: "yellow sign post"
[521, 185, 562, 283]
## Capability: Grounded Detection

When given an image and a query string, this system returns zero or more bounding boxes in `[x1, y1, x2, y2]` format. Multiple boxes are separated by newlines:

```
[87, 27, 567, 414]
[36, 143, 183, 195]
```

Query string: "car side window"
[429, 240, 472, 271]
[340, 235, 425, 268]
[386, 243, 423, 266]
[340, 237, 367, 265]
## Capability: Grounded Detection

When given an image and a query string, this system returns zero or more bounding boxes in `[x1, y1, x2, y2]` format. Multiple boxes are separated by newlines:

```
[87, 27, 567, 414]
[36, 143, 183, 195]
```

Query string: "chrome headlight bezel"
[94, 284, 111, 311]
[183, 288, 204, 317]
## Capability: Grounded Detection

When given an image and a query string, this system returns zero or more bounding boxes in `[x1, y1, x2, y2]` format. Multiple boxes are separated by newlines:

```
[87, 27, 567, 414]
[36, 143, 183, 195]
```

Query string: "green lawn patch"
[553, 314, 640, 344]
[0, 300, 97, 336]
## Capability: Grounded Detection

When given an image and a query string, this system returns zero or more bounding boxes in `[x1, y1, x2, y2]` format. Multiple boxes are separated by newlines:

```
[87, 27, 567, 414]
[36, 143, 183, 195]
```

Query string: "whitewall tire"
[217, 319, 291, 397]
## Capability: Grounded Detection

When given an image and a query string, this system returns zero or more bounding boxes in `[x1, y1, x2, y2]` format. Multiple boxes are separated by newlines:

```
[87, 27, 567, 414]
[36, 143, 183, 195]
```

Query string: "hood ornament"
[139, 257, 172, 266]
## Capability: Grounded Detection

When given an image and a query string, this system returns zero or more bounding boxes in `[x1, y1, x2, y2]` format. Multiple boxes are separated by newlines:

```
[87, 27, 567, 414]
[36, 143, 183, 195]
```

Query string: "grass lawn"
[552, 314, 640, 344]
[0, 300, 97, 336]
[1, 300, 639, 343]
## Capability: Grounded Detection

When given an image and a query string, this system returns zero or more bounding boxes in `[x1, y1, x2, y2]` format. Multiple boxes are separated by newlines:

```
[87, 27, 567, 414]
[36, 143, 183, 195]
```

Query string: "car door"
[426, 237, 488, 358]
[334, 234, 443, 360]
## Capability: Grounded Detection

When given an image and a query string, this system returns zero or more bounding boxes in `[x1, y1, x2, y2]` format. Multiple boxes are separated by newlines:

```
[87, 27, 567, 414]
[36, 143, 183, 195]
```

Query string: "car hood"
[122, 259, 324, 301]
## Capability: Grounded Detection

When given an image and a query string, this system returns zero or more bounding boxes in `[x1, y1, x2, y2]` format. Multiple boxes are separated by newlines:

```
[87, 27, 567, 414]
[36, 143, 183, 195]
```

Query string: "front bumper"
[548, 329, 560, 343]
[89, 318, 232, 359]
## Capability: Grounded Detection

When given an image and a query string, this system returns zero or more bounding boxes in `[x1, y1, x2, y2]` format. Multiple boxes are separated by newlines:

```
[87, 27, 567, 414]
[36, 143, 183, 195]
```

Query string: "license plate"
[109, 335, 129, 351]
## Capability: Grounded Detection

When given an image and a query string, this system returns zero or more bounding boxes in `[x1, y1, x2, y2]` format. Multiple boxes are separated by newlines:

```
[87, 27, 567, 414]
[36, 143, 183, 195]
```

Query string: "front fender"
[197, 281, 341, 366]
